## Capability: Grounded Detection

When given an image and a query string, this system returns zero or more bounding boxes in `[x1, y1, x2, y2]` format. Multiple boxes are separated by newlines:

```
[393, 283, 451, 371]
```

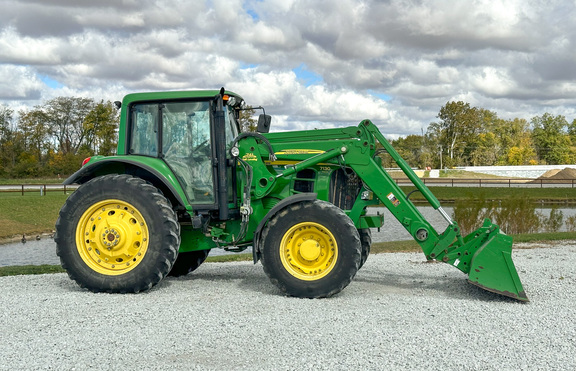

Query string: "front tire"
[55, 174, 180, 293]
[168, 250, 210, 277]
[358, 229, 372, 269]
[260, 200, 361, 298]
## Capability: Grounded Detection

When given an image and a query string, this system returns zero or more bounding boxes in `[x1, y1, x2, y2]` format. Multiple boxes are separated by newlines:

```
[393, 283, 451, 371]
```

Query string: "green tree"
[12, 151, 41, 177]
[507, 137, 537, 165]
[18, 108, 51, 164]
[0, 97, 121, 177]
[44, 97, 95, 155]
[83, 100, 119, 155]
[392, 134, 426, 168]
[0, 105, 13, 138]
[0, 105, 15, 175]
[568, 118, 576, 142]
[427, 101, 496, 167]
[468, 109, 500, 165]
[531, 113, 571, 164]
[490, 118, 535, 165]
[470, 132, 498, 166]
[422, 129, 443, 169]
[48, 151, 87, 176]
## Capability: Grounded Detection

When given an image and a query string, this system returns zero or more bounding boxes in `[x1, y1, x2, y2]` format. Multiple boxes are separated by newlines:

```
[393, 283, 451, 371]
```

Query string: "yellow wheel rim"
[280, 222, 338, 281]
[75, 199, 149, 275]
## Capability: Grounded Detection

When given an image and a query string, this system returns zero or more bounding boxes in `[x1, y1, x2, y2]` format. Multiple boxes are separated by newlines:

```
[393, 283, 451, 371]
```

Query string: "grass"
[401, 186, 576, 203]
[511, 231, 576, 243]
[0, 193, 70, 240]
[438, 170, 517, 179]
[0, 265, 66, 277]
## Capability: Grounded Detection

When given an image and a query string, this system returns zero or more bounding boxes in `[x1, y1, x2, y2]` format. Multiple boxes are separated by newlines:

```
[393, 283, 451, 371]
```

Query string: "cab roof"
[121, 89, 243, 105]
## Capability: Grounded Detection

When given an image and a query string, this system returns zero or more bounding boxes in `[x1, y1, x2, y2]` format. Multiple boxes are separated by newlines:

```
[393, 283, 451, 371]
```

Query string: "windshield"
[225, 106, 239, 148]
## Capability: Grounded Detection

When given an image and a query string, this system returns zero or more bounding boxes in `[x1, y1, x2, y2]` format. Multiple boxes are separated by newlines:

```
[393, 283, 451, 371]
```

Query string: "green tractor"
[55, 88, 528, 301]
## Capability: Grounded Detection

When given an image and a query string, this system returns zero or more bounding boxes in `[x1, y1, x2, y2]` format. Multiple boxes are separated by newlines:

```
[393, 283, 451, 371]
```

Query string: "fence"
[0, 184, 79, 195]
[2, 178, 576, 195]
[393, 178, 576, 188]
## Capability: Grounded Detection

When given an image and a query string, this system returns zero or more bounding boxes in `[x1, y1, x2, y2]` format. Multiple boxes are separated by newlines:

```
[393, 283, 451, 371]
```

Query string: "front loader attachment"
[466, 225, 528, 301]
[357, 120, 528, 301]
[435, 219, 528, 301]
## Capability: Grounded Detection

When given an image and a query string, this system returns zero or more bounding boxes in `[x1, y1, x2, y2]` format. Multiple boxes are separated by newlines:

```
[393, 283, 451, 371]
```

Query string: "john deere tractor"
[55, 88, 528, 301]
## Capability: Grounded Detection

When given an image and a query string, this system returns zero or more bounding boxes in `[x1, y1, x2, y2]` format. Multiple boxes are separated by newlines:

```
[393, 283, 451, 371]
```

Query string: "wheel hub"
[300, 239, 321, 261]
[104, 228, 121, 247]
[280, 222, 338, 281]
[76, 200, 149, 275]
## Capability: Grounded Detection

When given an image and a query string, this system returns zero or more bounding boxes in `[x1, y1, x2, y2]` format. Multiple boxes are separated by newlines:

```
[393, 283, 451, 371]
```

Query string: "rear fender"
[252, 193, 317, 263]
[64, 157, 189, 211]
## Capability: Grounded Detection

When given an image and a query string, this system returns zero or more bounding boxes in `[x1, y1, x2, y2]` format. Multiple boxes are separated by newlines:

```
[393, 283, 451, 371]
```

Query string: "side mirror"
[257, 114, 271, 133]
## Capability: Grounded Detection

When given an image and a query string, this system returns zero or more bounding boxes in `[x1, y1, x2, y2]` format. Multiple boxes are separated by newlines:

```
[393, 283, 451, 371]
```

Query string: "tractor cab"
[121, 90, 244, 214]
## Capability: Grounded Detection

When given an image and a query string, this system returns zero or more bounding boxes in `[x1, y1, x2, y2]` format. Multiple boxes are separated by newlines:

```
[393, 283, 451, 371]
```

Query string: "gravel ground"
[1, 245, 575, 371]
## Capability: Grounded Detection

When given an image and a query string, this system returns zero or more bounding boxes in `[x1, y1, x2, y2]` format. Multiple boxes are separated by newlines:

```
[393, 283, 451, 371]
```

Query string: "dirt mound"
[542, 168, 576, 180]
[532, 167, 576, 183]
[539, 169, 562, 178]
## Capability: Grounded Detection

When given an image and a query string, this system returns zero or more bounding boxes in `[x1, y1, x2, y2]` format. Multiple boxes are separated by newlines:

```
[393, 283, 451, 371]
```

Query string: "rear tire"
[55, 174, 180, 293]
[260, 200, 361, 298]
[358, 229, 372, 269]
[168, 250, 210, 277]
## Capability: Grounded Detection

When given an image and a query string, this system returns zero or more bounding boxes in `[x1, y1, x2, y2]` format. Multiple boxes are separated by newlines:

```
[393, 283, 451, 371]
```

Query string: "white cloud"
[0, 65, 44, 100]
[0, 0, 576, 138]
[0, 28, 63, 64]
[471, 67, 517, 97]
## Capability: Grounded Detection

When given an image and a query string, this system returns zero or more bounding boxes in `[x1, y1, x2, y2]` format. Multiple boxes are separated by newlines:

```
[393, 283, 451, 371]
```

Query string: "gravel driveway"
[1, 245, 575, 370]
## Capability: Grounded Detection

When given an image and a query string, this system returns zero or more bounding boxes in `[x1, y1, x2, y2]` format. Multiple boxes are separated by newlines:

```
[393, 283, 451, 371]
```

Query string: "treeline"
[384, 101, 576, 169]
[0, 97, 118, 178]
[1, 97, 575, 178]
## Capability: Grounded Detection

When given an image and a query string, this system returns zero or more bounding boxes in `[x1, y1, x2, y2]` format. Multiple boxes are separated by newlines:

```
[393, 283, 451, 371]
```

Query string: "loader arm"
[248, 119, 527, 301]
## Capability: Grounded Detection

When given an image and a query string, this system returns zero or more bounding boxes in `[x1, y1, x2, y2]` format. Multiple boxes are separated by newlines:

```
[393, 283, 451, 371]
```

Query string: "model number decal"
[275, 149, 325, 155]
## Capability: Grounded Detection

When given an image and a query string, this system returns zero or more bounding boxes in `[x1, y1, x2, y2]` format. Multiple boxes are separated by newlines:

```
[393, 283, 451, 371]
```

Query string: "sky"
[1, 0, 576, 138]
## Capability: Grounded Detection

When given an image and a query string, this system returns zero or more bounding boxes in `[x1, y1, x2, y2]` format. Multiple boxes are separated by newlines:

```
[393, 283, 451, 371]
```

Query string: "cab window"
[129, 104, 158, 156]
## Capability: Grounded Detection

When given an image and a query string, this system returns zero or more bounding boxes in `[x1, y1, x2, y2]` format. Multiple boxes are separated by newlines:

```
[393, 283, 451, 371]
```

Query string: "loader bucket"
[466, 230, 528, 302]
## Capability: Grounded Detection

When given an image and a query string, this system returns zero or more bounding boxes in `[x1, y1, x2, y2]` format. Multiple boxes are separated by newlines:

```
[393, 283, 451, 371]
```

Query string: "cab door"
[161, 101, 216, 206]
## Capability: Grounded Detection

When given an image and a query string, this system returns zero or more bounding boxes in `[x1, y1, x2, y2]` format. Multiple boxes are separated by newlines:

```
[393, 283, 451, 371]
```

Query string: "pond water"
[1, 205, 575, 267]
[371, 204, 576, 242]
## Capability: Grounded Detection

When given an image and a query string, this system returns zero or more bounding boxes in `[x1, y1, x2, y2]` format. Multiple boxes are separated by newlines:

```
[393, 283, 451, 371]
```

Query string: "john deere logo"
[242, 153, 258, 161]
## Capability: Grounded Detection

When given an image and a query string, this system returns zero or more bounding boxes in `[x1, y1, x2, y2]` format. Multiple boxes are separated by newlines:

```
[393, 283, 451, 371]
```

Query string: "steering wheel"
[193, 139, 211, 157]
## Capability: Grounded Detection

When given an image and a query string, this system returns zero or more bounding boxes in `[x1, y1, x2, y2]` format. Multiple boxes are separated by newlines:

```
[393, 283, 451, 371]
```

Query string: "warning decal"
[387, 192, 400, 207]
